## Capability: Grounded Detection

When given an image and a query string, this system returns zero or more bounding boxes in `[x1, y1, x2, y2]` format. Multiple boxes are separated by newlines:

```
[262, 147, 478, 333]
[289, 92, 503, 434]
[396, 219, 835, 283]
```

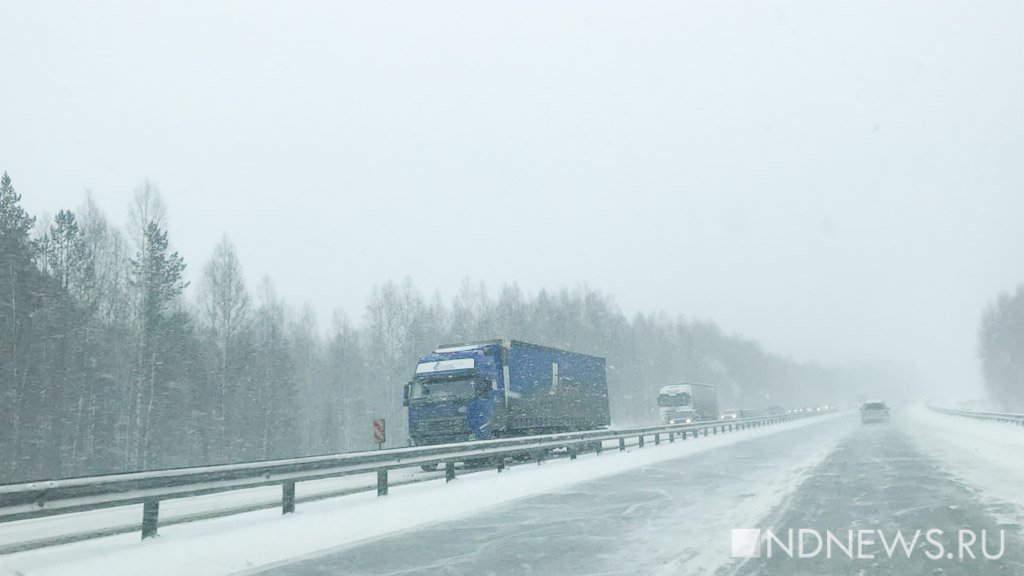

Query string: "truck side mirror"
[403, 382, 412, 407]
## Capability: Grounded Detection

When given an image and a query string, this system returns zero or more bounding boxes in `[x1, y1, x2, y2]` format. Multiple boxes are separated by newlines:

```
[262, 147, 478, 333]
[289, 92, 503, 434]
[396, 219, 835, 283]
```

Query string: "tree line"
[1, 172, 844, 484]
[979, 285, 1024, 409]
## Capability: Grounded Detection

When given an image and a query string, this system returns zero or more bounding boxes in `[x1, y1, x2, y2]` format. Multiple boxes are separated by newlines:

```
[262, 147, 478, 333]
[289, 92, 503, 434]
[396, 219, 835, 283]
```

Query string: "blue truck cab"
[403, 340, 610, 448]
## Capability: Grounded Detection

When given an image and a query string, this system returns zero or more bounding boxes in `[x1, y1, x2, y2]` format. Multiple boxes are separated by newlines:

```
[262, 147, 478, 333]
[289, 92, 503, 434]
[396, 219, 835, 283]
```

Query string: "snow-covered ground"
[0, 413, 848, 576]
[904, 404, 1024, 530]
[0, 467, 437, 553]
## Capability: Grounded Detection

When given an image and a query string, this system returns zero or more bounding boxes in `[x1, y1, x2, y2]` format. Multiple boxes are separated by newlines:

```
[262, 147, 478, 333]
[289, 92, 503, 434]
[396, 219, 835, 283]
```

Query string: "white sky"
[3, 0, 1023, 394]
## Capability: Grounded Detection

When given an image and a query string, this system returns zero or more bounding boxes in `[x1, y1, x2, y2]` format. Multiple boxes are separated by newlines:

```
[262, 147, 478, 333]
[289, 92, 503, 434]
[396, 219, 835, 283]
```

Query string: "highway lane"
[733, 423, 1024, 575]
[244, 415, 857, 576]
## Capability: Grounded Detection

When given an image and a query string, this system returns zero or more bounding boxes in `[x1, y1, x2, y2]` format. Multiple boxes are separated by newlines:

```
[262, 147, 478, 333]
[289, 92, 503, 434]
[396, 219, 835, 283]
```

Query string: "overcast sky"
[3, 0, 1023, 394]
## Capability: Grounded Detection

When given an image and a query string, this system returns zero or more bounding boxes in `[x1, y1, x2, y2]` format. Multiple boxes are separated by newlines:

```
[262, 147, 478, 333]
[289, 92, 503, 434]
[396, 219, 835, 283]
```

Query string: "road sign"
[373, 418, 386, 447]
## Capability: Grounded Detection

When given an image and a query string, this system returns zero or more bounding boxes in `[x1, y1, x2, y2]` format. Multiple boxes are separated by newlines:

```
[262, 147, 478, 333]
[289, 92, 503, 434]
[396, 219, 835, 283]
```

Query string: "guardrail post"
[282, 481, 296, 514]
[446, 461, 456, 482]
[596, 441, 603, 455]
[654, 433, 661, 445]
[619, 438, 626, 451]
[638, 435, 645, 448]
[569, 446, 578, 460]
[377, 469, 388, 496]
[141, 500, 159, 539]
[669, 431, 675, 442]
[703, 427, 708, 437]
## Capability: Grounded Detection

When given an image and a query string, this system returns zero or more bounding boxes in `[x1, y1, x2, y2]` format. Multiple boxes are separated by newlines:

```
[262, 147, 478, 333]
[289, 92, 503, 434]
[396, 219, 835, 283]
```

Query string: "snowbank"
[904, 404, 1024, 529]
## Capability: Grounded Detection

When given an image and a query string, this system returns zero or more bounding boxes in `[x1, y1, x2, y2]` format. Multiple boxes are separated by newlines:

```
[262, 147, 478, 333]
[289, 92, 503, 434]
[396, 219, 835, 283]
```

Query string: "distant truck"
[403, 340, 611, 455]
[657, 383, 719, 424]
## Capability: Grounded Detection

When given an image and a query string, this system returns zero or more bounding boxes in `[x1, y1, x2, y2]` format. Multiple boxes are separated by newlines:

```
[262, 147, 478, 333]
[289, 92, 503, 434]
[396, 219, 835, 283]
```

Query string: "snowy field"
[0, 413, 847, 576]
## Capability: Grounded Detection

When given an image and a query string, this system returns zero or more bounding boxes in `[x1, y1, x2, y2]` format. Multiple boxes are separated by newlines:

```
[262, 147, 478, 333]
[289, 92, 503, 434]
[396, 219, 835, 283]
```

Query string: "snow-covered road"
[732, 412, 1024, 575]
[238, 408, 1024, 576]
[236, 414, 856, 576]
[9, 408, 1024, 576]
[0, 414, 845, 576]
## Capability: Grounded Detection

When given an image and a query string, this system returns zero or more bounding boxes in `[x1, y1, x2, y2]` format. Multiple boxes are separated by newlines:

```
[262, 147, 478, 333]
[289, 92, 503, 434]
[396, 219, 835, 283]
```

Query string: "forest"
[979, 285, 1024, 410]
[1, 173, 849, 484]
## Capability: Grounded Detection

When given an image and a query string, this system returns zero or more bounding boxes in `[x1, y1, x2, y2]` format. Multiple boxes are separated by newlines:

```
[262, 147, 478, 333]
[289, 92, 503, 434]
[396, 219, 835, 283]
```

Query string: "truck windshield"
[410, 379, 477, 402]
[657, 393, 692, 407]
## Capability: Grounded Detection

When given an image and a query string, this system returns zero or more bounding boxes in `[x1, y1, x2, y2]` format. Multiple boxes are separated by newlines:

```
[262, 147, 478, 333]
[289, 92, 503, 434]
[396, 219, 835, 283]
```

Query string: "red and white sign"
[373, 419, 386, 446]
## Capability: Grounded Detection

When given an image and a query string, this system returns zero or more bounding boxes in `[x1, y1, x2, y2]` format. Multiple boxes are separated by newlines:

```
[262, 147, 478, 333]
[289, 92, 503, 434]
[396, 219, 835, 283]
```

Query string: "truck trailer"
[657, 383, 718, 424]
[403, 340, 611, 451]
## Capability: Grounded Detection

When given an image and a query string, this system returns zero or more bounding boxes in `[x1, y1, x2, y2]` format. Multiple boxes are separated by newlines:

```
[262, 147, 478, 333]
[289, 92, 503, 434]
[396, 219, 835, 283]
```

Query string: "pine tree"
[129, 221, 188, 469]
[0, 172, 40, 479]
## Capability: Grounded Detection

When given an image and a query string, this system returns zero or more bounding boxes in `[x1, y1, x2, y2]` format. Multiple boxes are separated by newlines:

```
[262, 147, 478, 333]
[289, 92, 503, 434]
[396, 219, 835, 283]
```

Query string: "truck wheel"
[420, 463, 439, 472]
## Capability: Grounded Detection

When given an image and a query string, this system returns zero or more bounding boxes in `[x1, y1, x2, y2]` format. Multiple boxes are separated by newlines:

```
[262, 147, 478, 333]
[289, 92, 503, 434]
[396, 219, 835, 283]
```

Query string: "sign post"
[373, 418, 386, 449]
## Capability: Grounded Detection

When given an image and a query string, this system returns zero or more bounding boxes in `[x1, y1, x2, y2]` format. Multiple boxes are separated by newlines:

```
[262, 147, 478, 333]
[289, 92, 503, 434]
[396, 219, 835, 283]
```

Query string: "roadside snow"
[904, 404, 1024, 529]
[0, 468, 434, 553]
[0, 413, 846, 576]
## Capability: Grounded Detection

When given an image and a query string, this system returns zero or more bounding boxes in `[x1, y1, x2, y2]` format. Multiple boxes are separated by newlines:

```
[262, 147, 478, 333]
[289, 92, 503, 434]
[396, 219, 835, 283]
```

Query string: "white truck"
[657, 383, 719, 424]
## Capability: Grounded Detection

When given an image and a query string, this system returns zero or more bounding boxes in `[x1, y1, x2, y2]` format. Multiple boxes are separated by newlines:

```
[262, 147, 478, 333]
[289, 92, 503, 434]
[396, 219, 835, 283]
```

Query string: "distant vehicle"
[657, 383, 718, 424]
[766, 405, 786, 416]
[790, 405, 834, 414]
[404, 340, 611, 469]
[721, 408, 761, 420]
[860, 400, 890, 424]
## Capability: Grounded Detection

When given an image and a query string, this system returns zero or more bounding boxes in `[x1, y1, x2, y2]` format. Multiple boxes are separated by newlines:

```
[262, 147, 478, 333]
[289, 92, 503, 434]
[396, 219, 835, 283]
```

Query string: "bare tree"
[196, 235, 251, 457]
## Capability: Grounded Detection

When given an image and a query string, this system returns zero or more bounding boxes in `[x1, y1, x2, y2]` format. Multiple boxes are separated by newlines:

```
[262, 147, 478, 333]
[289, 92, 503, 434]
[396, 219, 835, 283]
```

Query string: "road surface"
[244, 414, 1024, 576]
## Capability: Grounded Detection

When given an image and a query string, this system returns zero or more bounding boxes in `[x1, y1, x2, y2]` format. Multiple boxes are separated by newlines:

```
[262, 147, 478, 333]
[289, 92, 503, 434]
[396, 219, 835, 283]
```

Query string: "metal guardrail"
[0, 413, 817, 542]
[927, 404, 1024, 425]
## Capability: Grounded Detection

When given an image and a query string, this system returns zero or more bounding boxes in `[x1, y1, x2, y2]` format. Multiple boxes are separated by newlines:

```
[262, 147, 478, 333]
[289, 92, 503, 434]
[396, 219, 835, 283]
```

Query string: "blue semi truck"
[403, 340, 611, 457]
